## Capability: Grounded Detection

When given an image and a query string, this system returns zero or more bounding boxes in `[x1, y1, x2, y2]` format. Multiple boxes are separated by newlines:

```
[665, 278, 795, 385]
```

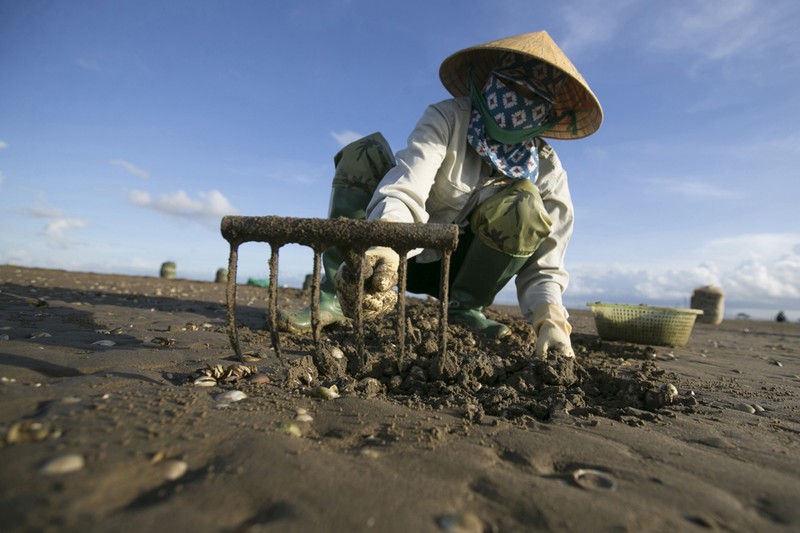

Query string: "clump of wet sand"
[261, 296, 692, 426]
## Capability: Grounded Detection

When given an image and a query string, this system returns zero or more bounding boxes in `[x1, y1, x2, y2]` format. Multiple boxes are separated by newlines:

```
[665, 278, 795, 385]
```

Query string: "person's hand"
[364, 246, 399, 292]
[531, 303, 575, 358]
[335, 246, 399, 320]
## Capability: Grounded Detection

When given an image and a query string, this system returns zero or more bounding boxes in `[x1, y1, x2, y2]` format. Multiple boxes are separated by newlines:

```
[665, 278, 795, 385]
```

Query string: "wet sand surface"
[1, 265, 799, 532]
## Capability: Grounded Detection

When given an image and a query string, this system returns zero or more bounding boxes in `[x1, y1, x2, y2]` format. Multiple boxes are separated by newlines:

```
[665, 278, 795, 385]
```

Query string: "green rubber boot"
[448, 238, 529, 338]
[277, 187, 372, 334]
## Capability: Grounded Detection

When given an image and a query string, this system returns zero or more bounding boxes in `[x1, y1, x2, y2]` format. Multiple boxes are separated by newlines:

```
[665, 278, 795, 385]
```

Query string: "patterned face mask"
[467, 56, 568, 180]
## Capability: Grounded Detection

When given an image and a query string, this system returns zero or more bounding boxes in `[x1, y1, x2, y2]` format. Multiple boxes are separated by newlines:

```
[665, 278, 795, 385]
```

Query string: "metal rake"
[220, 216, 459, 371]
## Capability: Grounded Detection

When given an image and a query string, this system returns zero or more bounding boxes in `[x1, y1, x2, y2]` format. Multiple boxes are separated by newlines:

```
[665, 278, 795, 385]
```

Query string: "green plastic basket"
[587, 302, 703, 347]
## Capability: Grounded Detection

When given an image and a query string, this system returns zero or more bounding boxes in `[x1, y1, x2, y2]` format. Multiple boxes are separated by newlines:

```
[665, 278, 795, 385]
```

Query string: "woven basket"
[587, 302, 703, 347]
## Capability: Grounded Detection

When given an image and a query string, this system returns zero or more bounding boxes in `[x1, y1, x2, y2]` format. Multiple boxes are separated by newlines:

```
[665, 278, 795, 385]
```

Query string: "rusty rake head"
[220, 216, 459, 373]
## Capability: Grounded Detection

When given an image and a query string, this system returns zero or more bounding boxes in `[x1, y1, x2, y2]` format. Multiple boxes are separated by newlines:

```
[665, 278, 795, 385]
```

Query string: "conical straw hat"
[439, 31, 602, 140]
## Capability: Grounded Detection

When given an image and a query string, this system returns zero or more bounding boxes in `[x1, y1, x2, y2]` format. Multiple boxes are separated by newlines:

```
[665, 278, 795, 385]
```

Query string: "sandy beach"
[1, 264, 799, 532]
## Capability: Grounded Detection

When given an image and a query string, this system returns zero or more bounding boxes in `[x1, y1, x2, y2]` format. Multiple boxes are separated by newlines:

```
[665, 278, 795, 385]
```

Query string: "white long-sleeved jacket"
[366, 97, 574, 320]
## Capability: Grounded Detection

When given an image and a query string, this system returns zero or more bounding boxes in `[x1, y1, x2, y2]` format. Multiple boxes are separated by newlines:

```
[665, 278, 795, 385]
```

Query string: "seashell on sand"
[144, 337, 175, 347]
[312, 385, 340, 400]
[6, 421, 56, 443]
[359, 447, 380, 459]
[162, 459, 188, 481]
[435, 511, 483, 533]
[92, 340, 116, 347]
[193, 376, 217, 387]
[661, 383, 678, 403]
[277, 422, 303, 437]
[216, 390, 246, 403]
[571, 468, 618, 491]
[249, 374, 271, 385]
[41, 454, 85, 475]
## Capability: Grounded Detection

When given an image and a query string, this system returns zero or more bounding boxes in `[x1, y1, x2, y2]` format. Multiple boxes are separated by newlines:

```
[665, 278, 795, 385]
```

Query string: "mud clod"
[258, 292, 685, 423]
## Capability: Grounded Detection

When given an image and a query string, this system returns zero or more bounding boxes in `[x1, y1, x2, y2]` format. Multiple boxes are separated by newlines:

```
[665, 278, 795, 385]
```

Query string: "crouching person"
[278, 31, 603, 359]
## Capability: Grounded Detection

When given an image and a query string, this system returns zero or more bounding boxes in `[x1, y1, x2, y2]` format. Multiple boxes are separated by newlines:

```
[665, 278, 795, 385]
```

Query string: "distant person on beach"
[279, 31, 602, 359]
[776, 311, 787, 323]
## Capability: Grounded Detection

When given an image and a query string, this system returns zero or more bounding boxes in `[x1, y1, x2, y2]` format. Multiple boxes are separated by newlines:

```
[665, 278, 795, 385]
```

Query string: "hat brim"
[439, 32, 603, 140]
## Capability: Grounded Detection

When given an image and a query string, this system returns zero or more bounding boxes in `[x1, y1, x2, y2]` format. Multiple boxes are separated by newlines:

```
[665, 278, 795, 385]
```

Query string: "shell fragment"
[40, 454, 85, 475]
[215, 390, 246, 403]
[312, 385, 340, 400]
[162, 459, 188, 481]
[193, 376, 218, 387]
[571, 468, 618, 492]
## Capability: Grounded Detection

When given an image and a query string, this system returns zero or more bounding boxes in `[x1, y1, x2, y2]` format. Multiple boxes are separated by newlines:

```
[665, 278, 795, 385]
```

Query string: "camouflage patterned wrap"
[469, 178, 552, 257]
[331, 132, 396, 194]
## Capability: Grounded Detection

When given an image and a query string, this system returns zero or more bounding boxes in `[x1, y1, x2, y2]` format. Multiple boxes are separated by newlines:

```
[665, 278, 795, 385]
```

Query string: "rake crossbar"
[220, 215, 459, 371]
[221, 216, 458, 251]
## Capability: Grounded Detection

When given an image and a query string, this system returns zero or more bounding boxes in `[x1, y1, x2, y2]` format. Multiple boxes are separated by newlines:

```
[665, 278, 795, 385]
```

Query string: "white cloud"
[43, 218, 88, 246]
[16, 196, 86, 246]
[226, 157, 327, 188]
[564, 263, 714, 304]
[109, 159, 150, 180]
[559, 236, 800, 317]
[725, 256, 800, 300]
[499, 232, 800, 318]
[561, 260, 788, 315]
[76, 57, 100, 70]
[127, 189, 151, 206]
[644, 177, 743, 200]
[554, 0, 800, 85]
[648, 0, 800, 66]
[15, 190, 65, 219]
[24, 206, 65, 218]
[557, 0, 637, 54]
[128, 189, 238, 219]
[702, 233, 800, 268]
[653, 0, 756, 57]
[0, 140, 8, 150]
[633, 264, 722, 301]
[750, 131, 800, 157]
[331, 130, 364, 147]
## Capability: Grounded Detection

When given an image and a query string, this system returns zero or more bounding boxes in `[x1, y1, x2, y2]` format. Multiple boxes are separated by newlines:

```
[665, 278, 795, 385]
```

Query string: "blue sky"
[2, 0, 799, 319]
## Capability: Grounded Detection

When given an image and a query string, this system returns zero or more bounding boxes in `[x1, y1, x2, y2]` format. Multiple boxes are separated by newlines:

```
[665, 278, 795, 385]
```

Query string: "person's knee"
[470, 179, 552, 256]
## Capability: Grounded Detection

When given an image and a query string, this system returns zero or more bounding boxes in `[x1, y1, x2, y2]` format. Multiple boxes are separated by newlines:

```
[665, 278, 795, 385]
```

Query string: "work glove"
[335, 246, 400, 320]
[531, 303, 575, 359]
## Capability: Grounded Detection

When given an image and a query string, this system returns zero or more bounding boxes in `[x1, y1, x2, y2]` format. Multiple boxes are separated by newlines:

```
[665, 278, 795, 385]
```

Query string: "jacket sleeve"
[515, 141, 574, 319]
[366, 104, 453, 223]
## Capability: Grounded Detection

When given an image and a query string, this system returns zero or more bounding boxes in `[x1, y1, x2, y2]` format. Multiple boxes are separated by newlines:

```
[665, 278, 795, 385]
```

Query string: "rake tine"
[396, 248, 408, 365]
[310, 247, 323, 354]
[267, 244, 283, 363]
[439, 249, 452, 361]
[225, 242, 243, 361]
[354, 250, 367, 369]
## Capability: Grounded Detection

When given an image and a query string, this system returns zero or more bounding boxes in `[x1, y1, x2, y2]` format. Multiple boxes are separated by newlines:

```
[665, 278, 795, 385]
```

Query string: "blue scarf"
[467, 57, 568, 181]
